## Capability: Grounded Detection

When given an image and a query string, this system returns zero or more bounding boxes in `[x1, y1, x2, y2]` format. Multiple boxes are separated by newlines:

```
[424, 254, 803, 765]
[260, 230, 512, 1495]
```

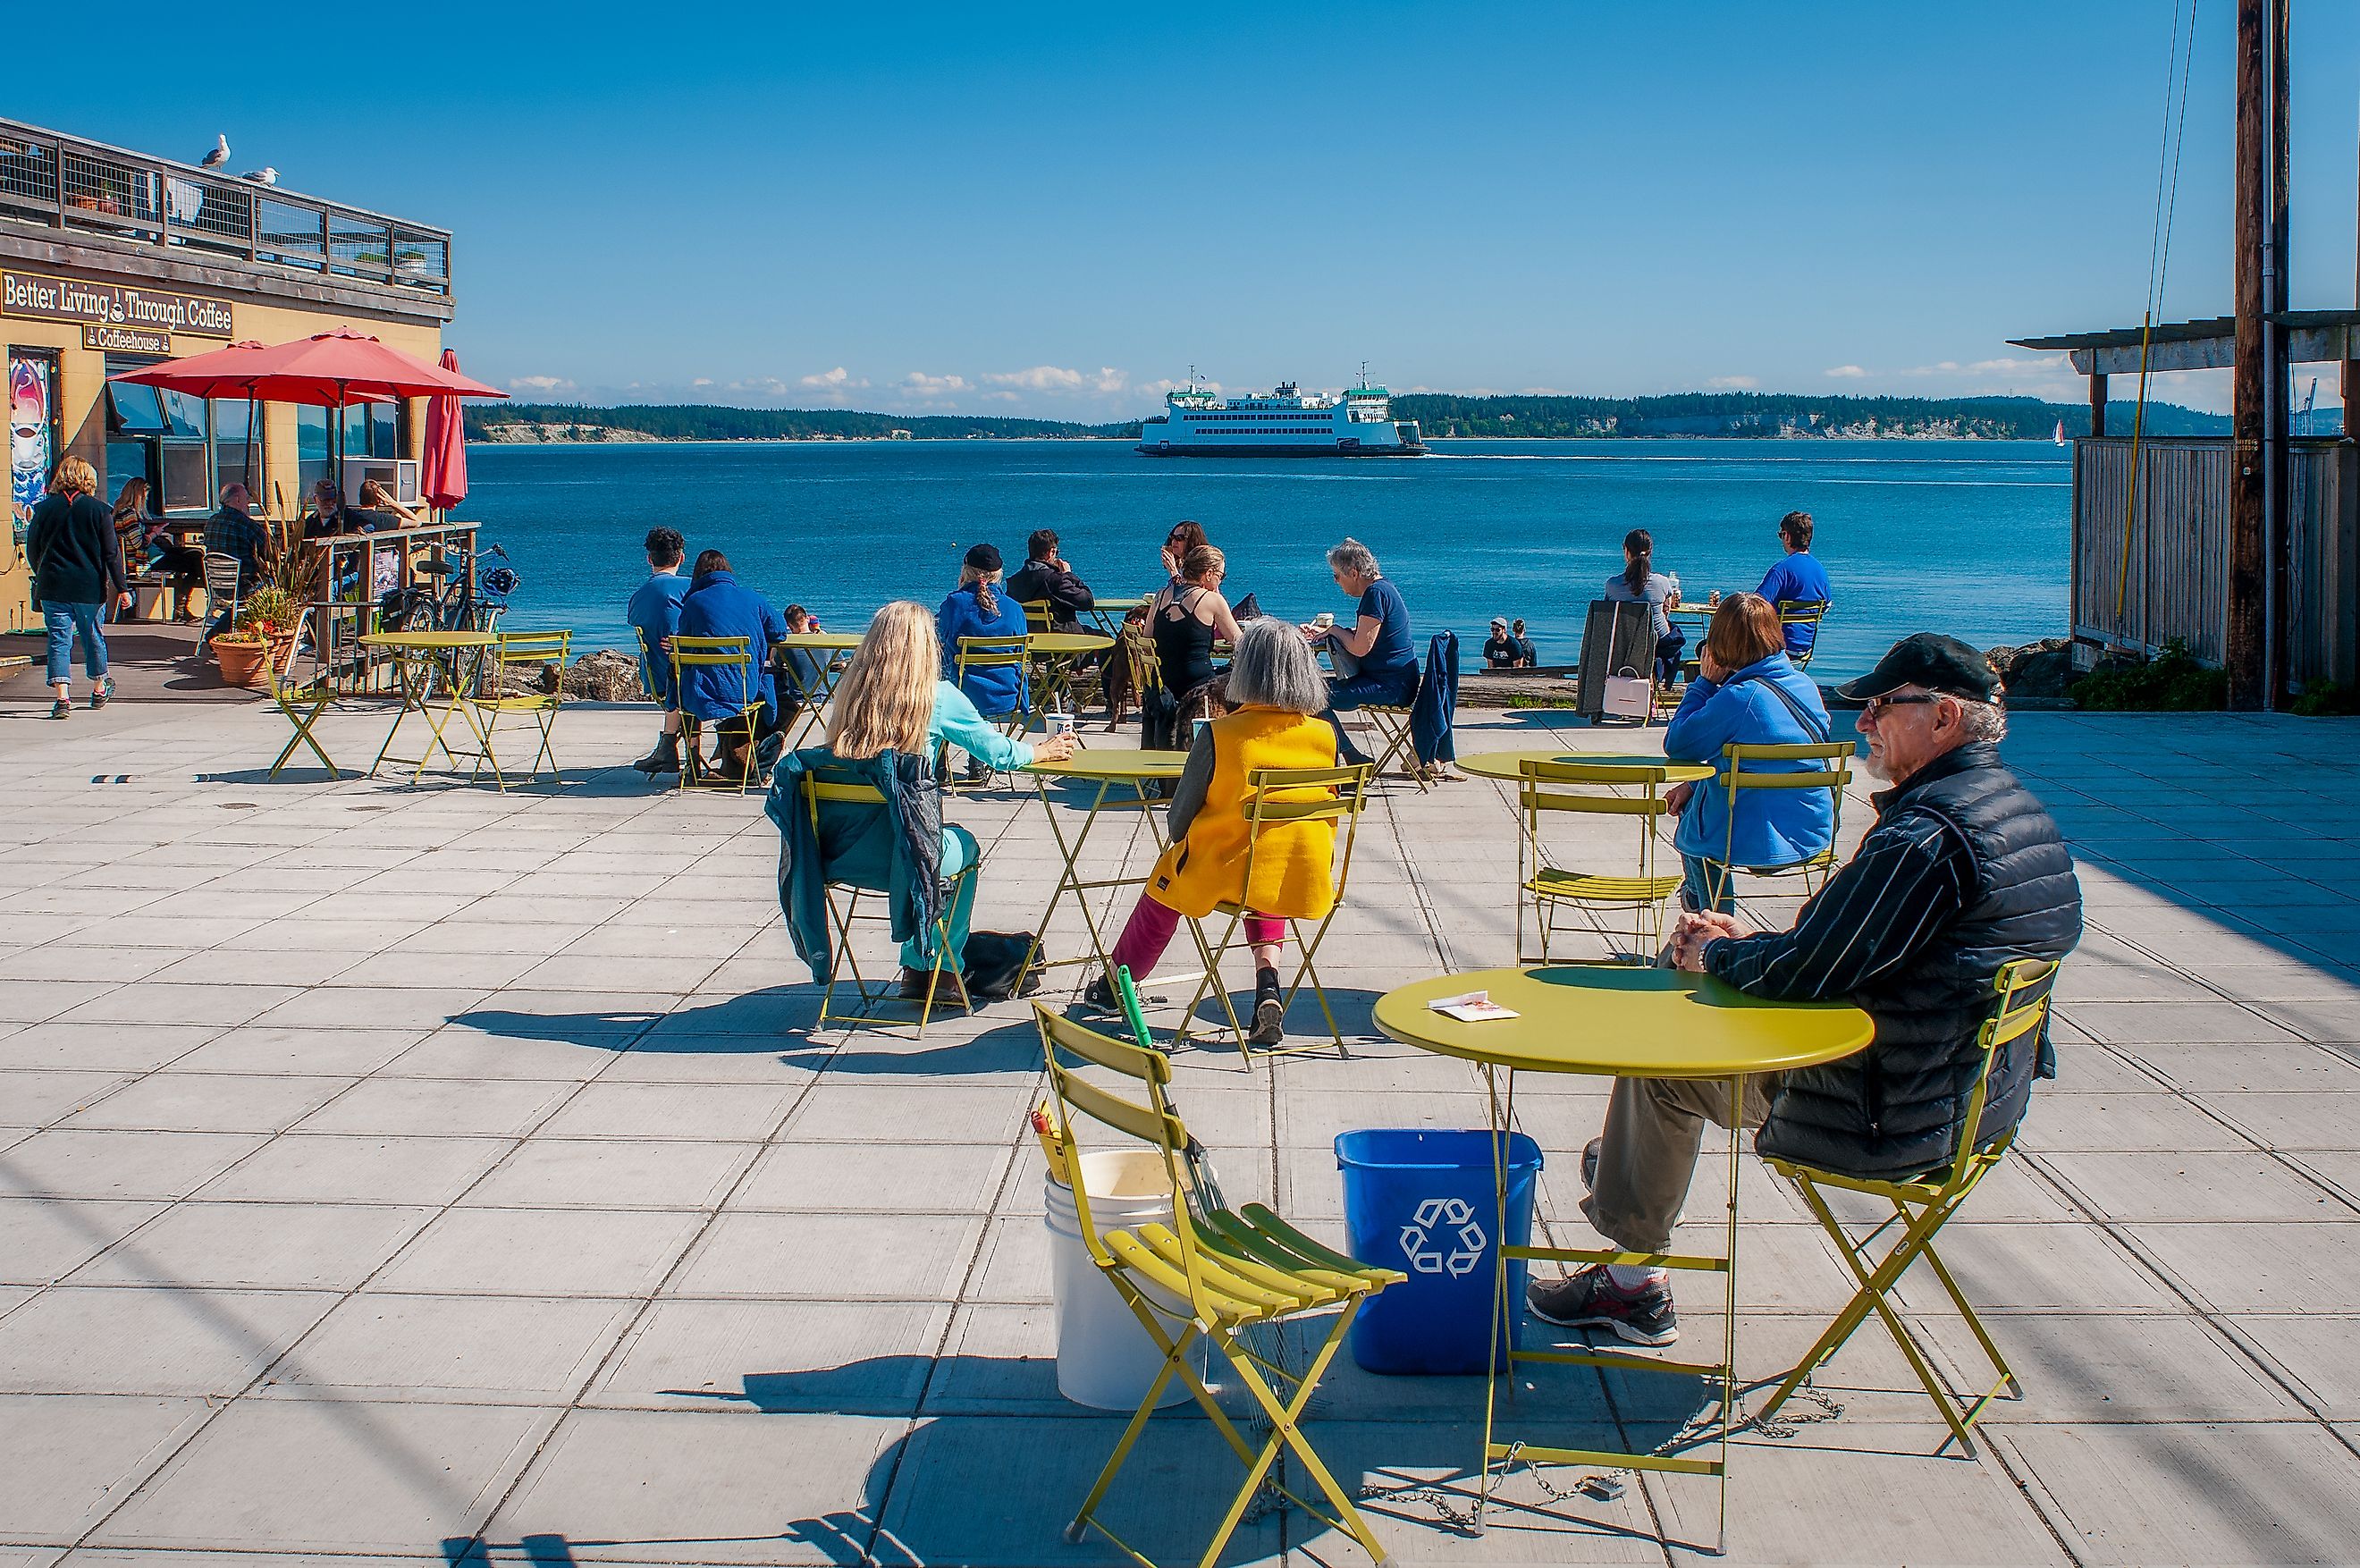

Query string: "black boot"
[631, 733, 681, 776]
[1248, 966, 1285, 1046]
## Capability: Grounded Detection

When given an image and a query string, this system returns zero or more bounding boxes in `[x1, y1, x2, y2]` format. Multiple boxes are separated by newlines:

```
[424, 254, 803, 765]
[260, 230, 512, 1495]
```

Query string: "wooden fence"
[2070, 435, 2358, 687]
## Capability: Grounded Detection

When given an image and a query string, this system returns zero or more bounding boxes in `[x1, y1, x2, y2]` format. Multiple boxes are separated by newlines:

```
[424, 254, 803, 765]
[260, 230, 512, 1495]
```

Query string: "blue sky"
[18, 2, 2358, 417]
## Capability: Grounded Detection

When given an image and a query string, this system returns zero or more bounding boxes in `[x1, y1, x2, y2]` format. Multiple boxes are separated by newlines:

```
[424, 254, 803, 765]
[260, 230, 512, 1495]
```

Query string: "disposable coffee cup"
[1313, 611, 1335, 630]
[1046, 712, 1075, 738]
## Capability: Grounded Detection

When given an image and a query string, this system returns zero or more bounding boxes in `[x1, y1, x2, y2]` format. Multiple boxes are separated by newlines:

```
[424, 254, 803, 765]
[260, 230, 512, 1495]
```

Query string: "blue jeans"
[902, 823, 980, 972]
[44, 603, 108, 687]
[1322, 670, 1417, 763]
[1681, 853, 1735, 915]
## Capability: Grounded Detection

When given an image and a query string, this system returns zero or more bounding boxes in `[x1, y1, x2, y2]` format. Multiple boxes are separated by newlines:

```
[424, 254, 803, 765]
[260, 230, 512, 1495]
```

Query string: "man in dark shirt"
[1006, 528, 1094, 633]
[1529, 634, 2081, 1347]
[200, 482, 270, 639]
[1482, 617, 1517, 668]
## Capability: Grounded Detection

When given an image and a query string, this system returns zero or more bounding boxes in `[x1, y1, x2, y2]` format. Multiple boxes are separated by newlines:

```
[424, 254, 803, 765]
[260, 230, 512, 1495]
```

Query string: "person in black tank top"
[1150, 545, 1240, 697]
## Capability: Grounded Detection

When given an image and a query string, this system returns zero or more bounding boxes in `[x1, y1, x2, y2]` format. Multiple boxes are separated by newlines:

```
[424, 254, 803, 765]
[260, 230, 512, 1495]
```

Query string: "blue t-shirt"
[626, 570, 692, 700]
[1757, 552, 1832, 653]
[1356, 576, 1415, 679]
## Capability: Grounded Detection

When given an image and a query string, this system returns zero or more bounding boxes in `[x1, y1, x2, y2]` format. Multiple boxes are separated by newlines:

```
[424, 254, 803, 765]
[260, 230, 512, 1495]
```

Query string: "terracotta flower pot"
[214, 637, 268, 689]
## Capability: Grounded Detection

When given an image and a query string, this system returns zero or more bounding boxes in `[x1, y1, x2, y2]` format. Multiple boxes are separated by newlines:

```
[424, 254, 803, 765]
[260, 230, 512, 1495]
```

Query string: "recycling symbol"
[1397, 1197, 1488, 1277]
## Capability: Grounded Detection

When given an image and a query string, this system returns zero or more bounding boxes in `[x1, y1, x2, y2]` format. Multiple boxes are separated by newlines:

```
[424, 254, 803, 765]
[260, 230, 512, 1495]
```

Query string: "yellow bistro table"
[1456, 749, 1715, 786]
[1018, 746, 1189, 991]
[359, 630, 500, 783]
[1083, 594, 1150, 637]
[1372, 965, 1872, 1548]
[1025, 630, 1115, 721]
[777, 630, 864, 748]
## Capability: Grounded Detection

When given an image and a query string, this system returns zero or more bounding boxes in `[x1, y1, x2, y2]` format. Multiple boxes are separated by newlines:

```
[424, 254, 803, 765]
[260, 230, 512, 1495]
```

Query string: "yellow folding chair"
[1033, 1003, 1403, 1568]
[668, 635, 763, 794]
[1759, 957, 2061, 1454]
[1174, 763, 1373, 1064]
[473, 629, 572, 789]
[1776, 599, 1830, 670]
[1695, 740, 1852, 910]
[951, 633, 1032, 758]
[1020, 597, 1057, 634]
[805, 770, 974, 1035]
[266, 606, 337, 780]
[1353, 703, 1420, 785]
[1515, 759, 1683, 964]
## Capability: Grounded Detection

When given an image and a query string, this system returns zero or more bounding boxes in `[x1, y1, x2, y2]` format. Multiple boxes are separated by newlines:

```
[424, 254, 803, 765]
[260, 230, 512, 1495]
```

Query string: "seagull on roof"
[240, 167, 278, 185]
[198, 134, 228, 169]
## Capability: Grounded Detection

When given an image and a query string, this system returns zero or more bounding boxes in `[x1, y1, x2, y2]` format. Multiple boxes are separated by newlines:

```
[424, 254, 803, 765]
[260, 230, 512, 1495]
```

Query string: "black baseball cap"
[963, 542, 1003, 573]
[1831, 633, 2001, 706]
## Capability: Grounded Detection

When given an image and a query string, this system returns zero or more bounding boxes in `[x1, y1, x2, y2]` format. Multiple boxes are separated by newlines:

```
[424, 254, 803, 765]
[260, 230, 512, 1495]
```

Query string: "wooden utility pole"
[2264, 0, 2291, 704]
[2227, 0, 2270, 709]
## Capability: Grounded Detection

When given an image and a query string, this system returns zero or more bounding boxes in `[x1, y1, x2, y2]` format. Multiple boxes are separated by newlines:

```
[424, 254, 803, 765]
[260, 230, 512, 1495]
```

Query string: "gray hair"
[1327, 537, 1379, 579]
[1226, 619, 1328, 714]
[1956, 698, 2009, 744]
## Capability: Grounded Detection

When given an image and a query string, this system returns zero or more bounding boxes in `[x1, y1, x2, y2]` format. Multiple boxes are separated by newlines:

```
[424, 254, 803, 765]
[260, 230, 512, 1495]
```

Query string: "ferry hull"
[1136, 442, 1426, 458]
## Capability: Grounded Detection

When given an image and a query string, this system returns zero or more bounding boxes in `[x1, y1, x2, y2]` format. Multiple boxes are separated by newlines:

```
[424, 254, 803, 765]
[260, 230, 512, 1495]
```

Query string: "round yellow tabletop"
[1456, 749, 1715, 784]
[1026, 632, 1116, 656]
[1023, 746, 1189, 780]
[777, 631, 862, 652]
[1374, 965, 1872, 1079]
[1092, 595, 1150, 613]
[358, 630, 497, 650]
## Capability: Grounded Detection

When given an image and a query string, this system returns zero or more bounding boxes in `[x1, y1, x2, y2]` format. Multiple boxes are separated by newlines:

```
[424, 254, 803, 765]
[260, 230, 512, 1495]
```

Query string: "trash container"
[1336, 1127, 1543, 1375]
[1043, 1149, 1206, 1410]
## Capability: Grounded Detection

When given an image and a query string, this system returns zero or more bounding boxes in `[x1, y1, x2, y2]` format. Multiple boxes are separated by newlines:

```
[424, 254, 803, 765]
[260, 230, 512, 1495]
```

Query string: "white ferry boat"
[1138, 377, 1425, 457]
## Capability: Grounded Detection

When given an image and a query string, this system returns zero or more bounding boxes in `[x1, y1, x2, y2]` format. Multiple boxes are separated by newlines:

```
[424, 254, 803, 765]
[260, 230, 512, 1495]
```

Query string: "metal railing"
[0, 117, 451, 298]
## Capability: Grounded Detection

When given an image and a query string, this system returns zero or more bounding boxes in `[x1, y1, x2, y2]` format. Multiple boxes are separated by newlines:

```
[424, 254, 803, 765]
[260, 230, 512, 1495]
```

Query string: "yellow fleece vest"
[1147, 707, 1341, 920]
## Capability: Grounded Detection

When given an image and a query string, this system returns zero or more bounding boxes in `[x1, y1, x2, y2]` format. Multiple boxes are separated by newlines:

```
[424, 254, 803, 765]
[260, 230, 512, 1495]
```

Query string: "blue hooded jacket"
[676, 569, 788, 721]
[1663, 650, 1837, 870]
[936, 580, 1030, 717]
[626, 570, 690, 703]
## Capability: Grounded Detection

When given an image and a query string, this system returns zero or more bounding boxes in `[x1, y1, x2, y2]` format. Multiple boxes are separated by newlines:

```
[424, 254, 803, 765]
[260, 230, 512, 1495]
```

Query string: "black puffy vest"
[1757, 743, 2084, 1179]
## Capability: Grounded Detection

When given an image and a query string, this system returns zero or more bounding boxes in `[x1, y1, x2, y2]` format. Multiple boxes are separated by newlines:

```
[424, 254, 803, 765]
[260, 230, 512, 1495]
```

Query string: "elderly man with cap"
[935, 542, 1031, 781]
[1529, 633, 2083, 1346]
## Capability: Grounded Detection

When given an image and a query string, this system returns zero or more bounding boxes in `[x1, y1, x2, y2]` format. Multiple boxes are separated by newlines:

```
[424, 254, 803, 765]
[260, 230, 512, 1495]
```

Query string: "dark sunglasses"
[1861, 693, 1943, 719]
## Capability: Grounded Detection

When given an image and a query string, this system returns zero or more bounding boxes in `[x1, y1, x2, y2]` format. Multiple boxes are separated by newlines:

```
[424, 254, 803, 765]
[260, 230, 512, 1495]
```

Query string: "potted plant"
[209, 624, 269, 688]
[230, 587, 301, 687]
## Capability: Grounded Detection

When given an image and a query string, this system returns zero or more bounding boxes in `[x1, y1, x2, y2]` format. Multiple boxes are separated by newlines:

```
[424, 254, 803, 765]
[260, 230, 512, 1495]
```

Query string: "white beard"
[1858, 748, 1892, 782]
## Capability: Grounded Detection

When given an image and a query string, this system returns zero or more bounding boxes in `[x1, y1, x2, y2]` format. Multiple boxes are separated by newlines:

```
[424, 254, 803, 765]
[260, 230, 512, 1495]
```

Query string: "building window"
[297, 405, 331, 498]
[211, 398, 261, 497]
[103, 360, 214, 514]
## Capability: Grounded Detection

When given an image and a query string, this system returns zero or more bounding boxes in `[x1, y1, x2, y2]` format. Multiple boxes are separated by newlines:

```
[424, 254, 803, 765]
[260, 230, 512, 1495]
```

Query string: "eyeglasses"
[1861, 693, 1943, 720]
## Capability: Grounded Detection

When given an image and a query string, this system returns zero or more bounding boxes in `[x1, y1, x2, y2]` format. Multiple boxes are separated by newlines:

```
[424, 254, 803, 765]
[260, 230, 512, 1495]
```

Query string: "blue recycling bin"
[1336, 1127, 1544, 1375]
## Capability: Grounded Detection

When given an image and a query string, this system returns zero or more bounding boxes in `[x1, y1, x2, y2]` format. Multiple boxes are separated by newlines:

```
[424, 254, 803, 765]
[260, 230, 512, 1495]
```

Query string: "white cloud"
[725, 376, 793, 397]
[982, 390, 1023, 403]
[899, 372, 972, 396]
[982, 365, 1086, 392]
[1823, 365, 1869, 379]
[690, 376, 713, 388]
[508, 375, 575, 393]
[1706, 375, 1758, 390]
[798, 366, 870, 391]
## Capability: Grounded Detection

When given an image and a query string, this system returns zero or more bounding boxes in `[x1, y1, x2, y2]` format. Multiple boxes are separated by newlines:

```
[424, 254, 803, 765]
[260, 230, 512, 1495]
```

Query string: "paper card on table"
[1428, 990, 1519, 1023]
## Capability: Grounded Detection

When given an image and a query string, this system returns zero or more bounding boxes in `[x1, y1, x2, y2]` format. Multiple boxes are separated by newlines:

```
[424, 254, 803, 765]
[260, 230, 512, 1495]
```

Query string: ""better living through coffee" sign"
[1, 269, 233, 339]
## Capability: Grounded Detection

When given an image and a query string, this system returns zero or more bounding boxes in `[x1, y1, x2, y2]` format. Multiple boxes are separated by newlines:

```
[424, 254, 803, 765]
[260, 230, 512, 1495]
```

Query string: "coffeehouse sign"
[1, 268, 233, 340]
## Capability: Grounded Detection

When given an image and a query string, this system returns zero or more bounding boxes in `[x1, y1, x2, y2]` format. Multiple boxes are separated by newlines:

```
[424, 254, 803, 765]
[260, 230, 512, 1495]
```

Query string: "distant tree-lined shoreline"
[466, 392, 2229, 444]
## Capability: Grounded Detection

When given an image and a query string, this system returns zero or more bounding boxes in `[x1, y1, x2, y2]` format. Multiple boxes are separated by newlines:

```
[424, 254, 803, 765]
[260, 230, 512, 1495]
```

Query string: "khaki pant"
[1580, 1074, 1781, 1256]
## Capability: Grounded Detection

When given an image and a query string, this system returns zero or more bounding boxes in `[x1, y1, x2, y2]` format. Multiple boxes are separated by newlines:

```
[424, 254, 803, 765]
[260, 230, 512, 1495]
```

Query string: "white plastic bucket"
[1043, 1149, 1207, 1410]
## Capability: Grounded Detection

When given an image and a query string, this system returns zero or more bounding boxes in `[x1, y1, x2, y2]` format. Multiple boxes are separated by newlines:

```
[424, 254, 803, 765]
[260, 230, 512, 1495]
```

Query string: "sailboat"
[2052, 419, 2067, 446]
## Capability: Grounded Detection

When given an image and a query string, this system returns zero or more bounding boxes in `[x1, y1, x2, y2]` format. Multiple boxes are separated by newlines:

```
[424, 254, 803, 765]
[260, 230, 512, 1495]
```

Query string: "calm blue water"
[466, 438, 2070, 679]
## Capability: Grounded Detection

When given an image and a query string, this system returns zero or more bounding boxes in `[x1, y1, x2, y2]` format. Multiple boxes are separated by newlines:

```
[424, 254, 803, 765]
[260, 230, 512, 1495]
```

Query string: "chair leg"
[1281, 913, 1346, 1051]
[1202, 1302, 1388, 1568]
[1172, 910, 1249, 1062]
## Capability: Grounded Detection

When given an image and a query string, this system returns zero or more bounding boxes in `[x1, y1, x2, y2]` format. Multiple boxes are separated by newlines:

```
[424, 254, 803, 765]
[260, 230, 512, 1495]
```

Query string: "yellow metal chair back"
[1759, 957, 2061, 1454]
[1032, 1003, 1401, 1568]
[471, 629, 572, 789]
[801, 770, 973, 1034]
[632, 627, 659, 702]
[1775, 599, 1830, 670]
[1176, 762, 1373, 1062]
[266, 606, 339, 780]
[669, 635, 761, 793]
[1700, 739, 1853, 906]
[953, 634, 1032, 742]
[1020, 598, 1056, 634]
[1515, 759, 1684, 964]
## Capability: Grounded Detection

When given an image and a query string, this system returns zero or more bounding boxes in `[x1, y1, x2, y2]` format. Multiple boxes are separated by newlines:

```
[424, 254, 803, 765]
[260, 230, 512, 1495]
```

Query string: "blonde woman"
[24, 458, 129, 719]
[823, 602, 1075, 993]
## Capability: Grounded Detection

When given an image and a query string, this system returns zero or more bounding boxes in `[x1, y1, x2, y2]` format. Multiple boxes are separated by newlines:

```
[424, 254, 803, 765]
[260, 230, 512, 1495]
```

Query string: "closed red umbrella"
[420, 348, 471, 512]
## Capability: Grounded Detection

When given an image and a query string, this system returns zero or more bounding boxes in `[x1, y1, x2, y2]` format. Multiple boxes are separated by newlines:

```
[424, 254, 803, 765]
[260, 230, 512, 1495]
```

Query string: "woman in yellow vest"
[1086, 619, 1343, 1044]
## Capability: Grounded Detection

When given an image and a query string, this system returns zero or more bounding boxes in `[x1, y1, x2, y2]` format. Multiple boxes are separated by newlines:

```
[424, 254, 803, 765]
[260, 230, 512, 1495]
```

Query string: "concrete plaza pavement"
[4, 690, 2360, 1565]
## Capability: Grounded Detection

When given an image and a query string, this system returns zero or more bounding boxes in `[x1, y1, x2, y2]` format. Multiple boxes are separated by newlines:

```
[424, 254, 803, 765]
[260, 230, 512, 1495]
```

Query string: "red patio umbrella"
[419, 348, 471, 513]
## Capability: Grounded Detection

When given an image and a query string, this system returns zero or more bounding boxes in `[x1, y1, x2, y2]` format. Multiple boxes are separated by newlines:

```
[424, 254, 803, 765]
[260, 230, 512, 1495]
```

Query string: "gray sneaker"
[1528, 1265, 1678, 1346]
[89, 677, 114, 710]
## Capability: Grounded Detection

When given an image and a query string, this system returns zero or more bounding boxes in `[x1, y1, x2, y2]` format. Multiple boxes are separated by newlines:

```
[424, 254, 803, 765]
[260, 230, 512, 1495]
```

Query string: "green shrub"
[2068, 639, 2226, 712]
[2290, 681, 2360, 717]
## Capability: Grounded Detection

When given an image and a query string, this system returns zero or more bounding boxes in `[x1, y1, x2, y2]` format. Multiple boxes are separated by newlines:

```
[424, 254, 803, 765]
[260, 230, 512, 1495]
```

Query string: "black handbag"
[961, 931, 1041, 1001]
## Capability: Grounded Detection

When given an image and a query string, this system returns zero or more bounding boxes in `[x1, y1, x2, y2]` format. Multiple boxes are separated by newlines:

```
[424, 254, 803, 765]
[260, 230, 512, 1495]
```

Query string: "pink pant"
[1107, 895, 1283, 981]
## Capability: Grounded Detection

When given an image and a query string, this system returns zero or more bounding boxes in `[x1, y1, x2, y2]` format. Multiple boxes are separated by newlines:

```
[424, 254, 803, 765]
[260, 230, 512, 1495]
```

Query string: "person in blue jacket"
[935, 543, 1030, 780]
[677, 548, 789, 780]
[627, 527, 693, 776]
[1757, 510, 1833, 659]
[1662, 593, 1836, 913]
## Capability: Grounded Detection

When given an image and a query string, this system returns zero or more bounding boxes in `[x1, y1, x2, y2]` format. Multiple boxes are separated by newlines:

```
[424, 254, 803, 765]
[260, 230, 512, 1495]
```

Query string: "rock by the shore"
[1986, 637, 2077, 703]
[560, 649, 645, 702]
